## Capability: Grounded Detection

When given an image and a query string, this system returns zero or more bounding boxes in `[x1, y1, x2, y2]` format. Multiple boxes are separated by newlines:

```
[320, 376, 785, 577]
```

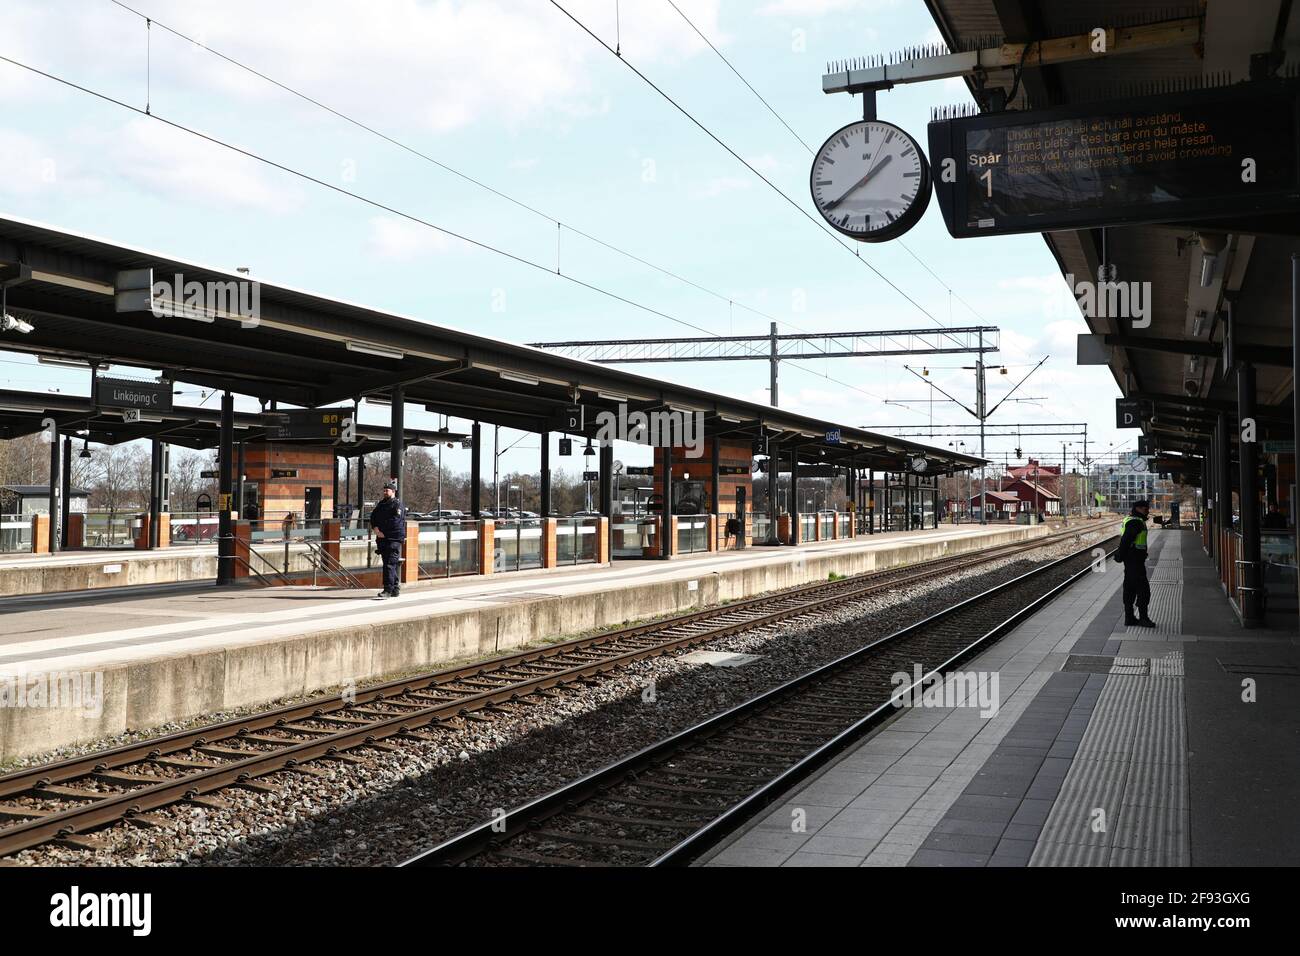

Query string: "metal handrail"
[304, 537, 367, 589]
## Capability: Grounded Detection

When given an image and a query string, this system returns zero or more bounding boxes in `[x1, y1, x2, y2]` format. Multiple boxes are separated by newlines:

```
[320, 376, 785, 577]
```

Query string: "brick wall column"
[777, 513, 791, 546]
[232, 520, 251, 578]
[158, 513, 171, 549]
[849, 511, 856, 537]
[32, 514, 49, 553]
[134, 514, 151, 549]
[402, 520, 420, 585]
[541, 518, 558, 568]
[668, 516, 679, 557]
[66, 513, 85, 549]
[479, 518, 495, 575]
[597, 517, 610, 563]
[321, 519, 341, 567]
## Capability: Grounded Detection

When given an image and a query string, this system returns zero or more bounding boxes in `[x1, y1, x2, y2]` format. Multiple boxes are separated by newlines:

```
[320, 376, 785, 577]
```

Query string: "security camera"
[1, 312, 34, 334]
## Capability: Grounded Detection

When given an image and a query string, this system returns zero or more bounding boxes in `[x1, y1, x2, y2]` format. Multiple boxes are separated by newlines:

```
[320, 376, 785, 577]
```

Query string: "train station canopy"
[921, 0, 1300, 479]
[0, 214, 984, 474]
[0, 387, 467, 456]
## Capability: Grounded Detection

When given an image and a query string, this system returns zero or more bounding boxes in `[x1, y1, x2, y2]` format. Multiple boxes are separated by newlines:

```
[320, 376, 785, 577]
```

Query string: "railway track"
[402, 535, 1117, 867]
[0, 524, 1110, 860]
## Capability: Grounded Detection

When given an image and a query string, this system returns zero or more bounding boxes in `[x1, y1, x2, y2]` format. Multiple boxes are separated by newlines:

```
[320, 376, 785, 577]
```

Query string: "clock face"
[810, 120, 932, 242]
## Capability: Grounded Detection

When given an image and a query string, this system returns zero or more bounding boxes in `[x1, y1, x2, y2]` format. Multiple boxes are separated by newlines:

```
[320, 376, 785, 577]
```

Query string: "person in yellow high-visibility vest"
[1114, 499, 1155, 627]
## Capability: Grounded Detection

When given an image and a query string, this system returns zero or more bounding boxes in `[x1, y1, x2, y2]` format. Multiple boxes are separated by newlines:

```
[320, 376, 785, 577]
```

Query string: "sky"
[0, 0, 1136, 484]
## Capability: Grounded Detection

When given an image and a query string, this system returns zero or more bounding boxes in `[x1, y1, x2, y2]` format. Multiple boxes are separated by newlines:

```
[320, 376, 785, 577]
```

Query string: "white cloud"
[366, 215, 453, 260]
[8, 0, 723, 134]
[103, 118, 303, 213]
[759, 0, 899, 17]
[0, 129, 95, 198]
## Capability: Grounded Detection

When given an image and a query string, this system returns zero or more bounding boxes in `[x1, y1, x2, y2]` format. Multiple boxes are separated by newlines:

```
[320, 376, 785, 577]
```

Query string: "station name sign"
[95, 377, 173, 412]
[928, 79, 1300, 238]
[264, 409, 344, 441]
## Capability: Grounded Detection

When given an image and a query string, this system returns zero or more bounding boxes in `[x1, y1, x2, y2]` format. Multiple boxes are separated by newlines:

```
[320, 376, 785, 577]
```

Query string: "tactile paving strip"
[1029, 651, 1189, 867]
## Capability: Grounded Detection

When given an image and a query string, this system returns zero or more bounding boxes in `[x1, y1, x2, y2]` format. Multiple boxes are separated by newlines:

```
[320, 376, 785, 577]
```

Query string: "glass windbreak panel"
[556, 519, 577, 564]
[751, 513, 770, 542]
[517, 518, 542, 570]
[676, 516, 707, 554]
[168, 513, 220, 546]
[799, 514, 815, 541]
[84, 513, 135, 549]
[448, 520, 480, 576]
[0, 514, 31, 553]
[576, 517, 599, 563]
[612, 518, 649, 558]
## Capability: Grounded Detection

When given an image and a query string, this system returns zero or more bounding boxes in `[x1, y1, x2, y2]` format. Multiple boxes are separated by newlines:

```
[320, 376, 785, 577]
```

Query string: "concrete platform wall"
[0, 525, 1048, 760]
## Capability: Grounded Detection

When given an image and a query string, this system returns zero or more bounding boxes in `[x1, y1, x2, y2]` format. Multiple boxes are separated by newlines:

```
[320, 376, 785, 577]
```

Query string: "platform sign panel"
[825, 428, 842, 445]
[1116, 399, 1142, 428]
[552, 406, 584, 433]
[582, 470, 599, 482]
[94, 376, 173, 412]
[264, 409, 343, 441]
[929, 80, 1300, 238]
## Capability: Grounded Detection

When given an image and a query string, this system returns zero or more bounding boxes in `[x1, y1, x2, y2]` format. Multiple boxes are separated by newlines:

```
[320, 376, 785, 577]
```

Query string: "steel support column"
[217, 391, 234, 586]
[540, 431, 552, 517]
[661, 442, 674, 559]
[470, 421, 482, 518]
[1238, 362, 1263, 626]
[149, 438, 163, 549]
[390, 385, 405, 498]
[47, 426, 61, 554]
[60, 435, 71, 549]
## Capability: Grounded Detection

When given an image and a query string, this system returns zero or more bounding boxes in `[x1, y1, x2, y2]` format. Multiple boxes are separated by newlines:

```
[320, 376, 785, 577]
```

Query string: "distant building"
[1005, 459, 1061, 495]
[1002, 477, 1060, 515]
[970, 490, 1020, 517]
[1090, 465, 1174, 513]
[0, 484, 91, 516]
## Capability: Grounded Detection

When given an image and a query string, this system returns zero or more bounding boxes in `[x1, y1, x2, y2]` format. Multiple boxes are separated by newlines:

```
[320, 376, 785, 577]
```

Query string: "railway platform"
[703, 528, 1300, 867]
[0, 521, 1050, 760]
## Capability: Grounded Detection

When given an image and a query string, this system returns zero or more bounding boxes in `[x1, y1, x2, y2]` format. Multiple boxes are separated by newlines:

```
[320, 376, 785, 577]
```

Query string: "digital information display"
[264, 409, 344, 441]
[928, 81, 1300, 238]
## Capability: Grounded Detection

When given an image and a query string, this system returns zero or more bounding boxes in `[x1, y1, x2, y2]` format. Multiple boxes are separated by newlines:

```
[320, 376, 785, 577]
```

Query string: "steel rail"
[400, 536, 1115, 867]
[0, 524, 1108, 858]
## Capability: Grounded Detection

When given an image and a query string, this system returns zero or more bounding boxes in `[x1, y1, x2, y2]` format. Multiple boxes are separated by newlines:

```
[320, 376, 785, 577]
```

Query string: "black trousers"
[1121, 553, 1150, 616]
[377, 538, 403, 594]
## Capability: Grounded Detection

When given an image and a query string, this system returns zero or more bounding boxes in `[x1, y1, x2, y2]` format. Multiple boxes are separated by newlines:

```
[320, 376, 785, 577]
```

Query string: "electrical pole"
[977, 328, 987, 524]
[769, 321, 779, 407]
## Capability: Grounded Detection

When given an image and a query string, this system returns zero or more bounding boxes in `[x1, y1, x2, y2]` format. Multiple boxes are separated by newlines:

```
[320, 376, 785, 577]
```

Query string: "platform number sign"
[582, 471, 600, 482]
[558, 438, 573, 457]
[1116, 399, 1141, 429]
[826, 428, 842, 445]
[552, 406, 584, 433]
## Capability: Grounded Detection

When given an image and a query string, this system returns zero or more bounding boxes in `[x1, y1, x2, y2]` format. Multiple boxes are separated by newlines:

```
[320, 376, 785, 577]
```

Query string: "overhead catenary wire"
[654, 0, 991, 332]
[548, 0, 963, 343]
[0, 47, 893, 404]
[102, 0, 892, 402]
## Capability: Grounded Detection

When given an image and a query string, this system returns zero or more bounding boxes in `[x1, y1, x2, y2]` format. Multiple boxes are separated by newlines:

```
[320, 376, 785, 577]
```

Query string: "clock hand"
[825, 153, 893, 210]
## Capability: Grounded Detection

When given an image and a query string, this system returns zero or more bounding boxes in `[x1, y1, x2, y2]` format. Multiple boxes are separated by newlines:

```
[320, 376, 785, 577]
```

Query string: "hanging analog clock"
[810, 119, 932, 242]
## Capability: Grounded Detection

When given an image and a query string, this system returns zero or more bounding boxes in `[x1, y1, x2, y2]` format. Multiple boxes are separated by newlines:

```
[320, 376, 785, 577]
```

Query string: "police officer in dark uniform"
[369, 480, 406, 599]
[1115, 498, 1155, 627]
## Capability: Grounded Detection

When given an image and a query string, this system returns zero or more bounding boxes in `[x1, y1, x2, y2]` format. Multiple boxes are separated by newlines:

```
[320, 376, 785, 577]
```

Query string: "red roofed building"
[1005, 459, 1061, 494]
[1003, 477, 1061, 515]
